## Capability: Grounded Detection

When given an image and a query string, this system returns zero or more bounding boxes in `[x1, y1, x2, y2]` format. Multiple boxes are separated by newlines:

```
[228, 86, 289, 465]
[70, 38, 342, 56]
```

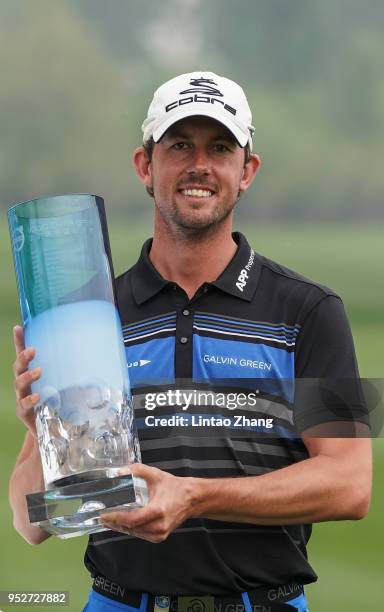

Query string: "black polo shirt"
[84, 232, 366, 595]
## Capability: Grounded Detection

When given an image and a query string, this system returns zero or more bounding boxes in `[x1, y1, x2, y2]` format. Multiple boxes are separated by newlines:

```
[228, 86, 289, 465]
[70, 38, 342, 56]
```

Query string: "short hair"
[143, 137, 155, 162]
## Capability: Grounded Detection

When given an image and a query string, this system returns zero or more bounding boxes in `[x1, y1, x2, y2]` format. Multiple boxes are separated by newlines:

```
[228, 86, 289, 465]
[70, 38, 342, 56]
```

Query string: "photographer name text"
[144, 414, 274, 429]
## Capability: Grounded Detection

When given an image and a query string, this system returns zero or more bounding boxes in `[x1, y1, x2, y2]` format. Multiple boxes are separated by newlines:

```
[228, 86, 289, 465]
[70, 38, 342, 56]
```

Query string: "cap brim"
[152, 105, 249, 148]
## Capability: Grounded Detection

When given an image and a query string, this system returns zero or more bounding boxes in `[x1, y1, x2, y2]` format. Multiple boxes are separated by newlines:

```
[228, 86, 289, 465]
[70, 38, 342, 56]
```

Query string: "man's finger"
[14, 368, 42, 397]
[119, 462, 163, 483]
[101, 506, 158, 530]
[13, 325, 25, 356]
[19, 393, 40, 411]
[12, 347, 36, 377]
[102, 519, 162, 543]
[102, 521, 132, 535]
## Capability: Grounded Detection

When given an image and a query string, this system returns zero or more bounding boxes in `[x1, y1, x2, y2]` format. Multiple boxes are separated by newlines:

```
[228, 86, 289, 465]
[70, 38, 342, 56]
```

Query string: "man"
[10, 72, 372, 612]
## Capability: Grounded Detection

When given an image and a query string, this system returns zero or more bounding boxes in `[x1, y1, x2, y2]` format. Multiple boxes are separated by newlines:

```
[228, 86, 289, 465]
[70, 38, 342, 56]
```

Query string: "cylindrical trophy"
[8, 194, 147, 538]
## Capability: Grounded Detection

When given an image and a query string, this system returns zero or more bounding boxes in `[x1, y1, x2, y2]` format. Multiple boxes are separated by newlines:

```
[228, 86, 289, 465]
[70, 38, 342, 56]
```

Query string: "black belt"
[92, 574, 303, 611]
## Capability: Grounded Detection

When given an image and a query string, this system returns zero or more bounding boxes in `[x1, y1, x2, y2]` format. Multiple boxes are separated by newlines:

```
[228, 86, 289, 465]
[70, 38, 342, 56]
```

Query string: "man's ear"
[133, 147, 153, 190]
[239, 153, 261, 194]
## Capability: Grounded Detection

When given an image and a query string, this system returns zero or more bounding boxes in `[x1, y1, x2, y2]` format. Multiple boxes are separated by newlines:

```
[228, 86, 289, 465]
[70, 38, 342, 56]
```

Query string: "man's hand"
[101, 464, 195, 543]
[10, 327, 50, 545]
[100, 434, 372, 540]
[12, 325, 41, 437]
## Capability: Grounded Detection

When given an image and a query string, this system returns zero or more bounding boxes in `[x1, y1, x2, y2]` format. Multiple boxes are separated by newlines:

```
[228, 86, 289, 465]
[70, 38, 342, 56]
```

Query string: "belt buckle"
[177, 596, 214, 612]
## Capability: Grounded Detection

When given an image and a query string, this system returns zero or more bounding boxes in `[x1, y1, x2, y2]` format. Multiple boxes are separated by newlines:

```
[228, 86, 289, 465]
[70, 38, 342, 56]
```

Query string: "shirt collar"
[210, 232, 261, 301]
[130, 232, 261, 305]
[130, 238, 169, 305]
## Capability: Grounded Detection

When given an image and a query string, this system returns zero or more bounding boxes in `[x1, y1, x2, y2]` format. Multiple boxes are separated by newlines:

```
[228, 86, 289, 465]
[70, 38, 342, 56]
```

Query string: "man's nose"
[187, 147, 211, 174]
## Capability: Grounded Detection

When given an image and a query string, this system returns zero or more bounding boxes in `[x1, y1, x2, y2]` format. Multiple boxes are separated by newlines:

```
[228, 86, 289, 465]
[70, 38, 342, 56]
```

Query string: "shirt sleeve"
[293, 294, 369, 433]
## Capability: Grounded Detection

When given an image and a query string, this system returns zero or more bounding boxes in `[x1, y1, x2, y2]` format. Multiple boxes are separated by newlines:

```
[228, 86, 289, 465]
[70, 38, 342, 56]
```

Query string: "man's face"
[136, 116, 258, 236]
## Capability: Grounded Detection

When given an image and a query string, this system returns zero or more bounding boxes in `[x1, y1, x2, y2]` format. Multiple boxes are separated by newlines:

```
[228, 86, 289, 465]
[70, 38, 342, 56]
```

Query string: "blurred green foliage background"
[1, 0, 384, 221]
[0, 1, 383, 610]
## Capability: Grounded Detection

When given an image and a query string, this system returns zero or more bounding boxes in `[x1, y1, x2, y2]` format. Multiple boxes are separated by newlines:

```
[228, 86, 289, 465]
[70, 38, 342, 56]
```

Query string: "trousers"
[83, 589, 309, 612]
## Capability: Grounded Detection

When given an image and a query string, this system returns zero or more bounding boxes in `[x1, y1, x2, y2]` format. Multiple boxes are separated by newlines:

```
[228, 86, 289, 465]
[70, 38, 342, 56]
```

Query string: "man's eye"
[213, 143, 230, 152]
[171, 142, 189, 150]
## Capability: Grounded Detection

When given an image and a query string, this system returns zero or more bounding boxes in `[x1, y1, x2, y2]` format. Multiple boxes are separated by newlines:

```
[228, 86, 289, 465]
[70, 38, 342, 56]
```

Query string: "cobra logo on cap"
[165, 77, 237, 116]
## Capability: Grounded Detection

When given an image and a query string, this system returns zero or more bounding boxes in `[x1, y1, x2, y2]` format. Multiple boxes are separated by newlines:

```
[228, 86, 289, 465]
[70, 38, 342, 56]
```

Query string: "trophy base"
[26, 469, 148, 539]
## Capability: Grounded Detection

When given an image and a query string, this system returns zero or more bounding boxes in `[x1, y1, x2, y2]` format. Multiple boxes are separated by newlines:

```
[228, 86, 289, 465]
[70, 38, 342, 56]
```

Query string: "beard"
[153, 182, 240, 239]
[155, 198, 237, 240]
[173, 198, 235, 229]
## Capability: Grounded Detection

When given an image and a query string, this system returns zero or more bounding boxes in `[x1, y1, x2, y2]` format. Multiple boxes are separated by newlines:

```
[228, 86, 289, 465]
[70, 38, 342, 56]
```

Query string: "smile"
[180, 189, 214, 198]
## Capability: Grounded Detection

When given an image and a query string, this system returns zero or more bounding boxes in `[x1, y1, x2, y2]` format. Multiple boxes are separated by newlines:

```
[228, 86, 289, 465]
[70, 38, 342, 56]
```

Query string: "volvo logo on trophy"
[8, 194, 148, 538]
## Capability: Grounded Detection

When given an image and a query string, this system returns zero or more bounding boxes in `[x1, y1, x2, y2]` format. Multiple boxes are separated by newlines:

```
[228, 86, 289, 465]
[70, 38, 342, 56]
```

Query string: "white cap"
[142, 71, 255, 150]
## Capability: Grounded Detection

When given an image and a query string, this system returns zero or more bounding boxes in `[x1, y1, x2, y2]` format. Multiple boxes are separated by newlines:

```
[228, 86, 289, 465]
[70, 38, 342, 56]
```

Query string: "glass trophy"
[8, 194, 148, 538]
